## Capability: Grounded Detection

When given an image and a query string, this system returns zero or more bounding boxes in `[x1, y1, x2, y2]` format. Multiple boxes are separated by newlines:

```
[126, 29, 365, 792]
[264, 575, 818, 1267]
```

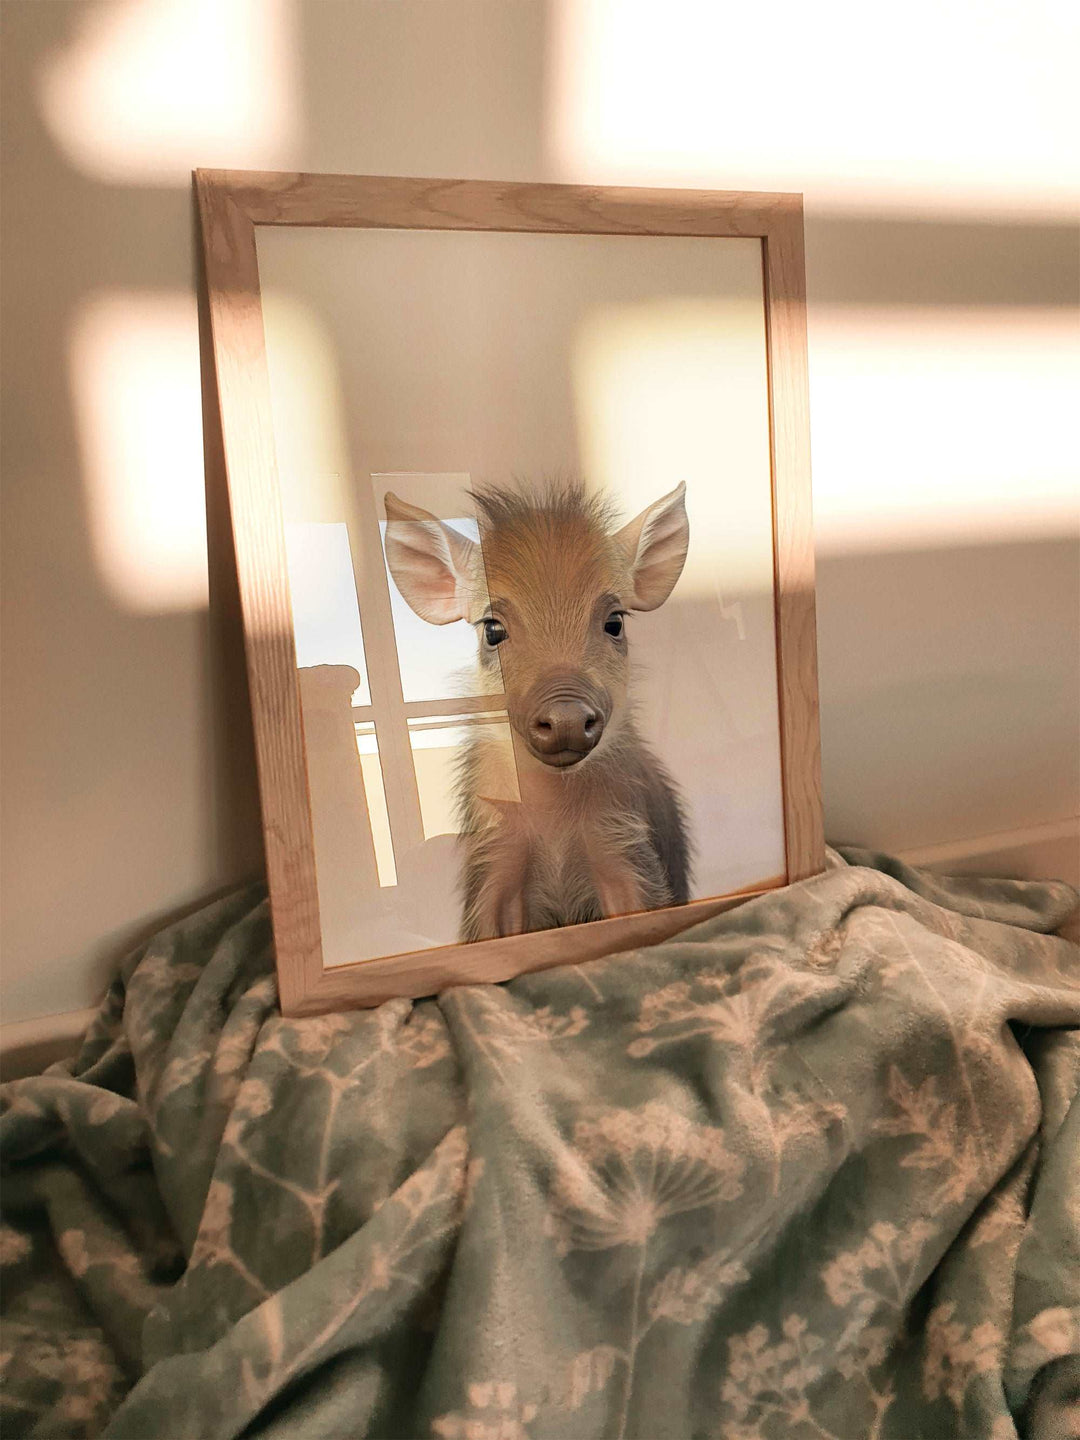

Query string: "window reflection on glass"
[285, 521, 370, 706]
[354, 721, 396, 887]
[407, 714, 518, 842]
[379, 517, 488, 703]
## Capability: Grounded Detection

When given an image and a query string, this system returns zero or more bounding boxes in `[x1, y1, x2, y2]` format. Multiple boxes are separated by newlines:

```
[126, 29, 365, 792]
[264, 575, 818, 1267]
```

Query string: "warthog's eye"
[482, 618, 507, 647]
[603, 612, 626, 639]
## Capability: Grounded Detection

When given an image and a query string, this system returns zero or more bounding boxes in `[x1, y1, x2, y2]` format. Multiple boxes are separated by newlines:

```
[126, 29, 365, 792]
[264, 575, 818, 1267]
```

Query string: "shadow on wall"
[817, 537, 1080, 865]
[0, 0, 552, 1023]
[0, 0, 270, 1020]
[0, 0, 1077, 1028]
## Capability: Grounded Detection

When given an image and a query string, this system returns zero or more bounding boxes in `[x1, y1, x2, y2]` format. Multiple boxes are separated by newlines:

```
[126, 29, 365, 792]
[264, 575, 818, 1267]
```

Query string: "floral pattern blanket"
[2, 850, 1078, 1440]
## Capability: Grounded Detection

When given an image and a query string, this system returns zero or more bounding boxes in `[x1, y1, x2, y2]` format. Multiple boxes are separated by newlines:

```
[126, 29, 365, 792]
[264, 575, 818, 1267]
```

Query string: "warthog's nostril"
[528, 699, 605, 765]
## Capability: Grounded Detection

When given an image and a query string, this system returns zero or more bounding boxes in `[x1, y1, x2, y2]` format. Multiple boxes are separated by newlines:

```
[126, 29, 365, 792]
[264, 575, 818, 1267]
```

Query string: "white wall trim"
[0, 1006, 100, 1082]
[896, 816, 1079, 884]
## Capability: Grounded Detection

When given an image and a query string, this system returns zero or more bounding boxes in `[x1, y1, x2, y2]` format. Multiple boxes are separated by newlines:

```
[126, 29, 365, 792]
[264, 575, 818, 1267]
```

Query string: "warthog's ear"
[383, 491, 479, 624]
[615, 481, 690, 610]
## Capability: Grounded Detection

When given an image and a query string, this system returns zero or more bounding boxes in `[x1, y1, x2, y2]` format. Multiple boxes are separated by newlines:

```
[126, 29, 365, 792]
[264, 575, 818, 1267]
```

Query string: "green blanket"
[2, 851, 1078, 1440]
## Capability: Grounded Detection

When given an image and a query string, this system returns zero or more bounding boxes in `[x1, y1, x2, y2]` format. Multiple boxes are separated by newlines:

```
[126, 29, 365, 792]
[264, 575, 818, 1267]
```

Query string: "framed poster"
[196, 172, 823, 1016]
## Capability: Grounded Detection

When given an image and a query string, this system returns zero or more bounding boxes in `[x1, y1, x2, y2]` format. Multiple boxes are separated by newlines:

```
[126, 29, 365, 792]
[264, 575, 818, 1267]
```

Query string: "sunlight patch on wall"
[70, 292, 208, 611]
[546, 0, 1079, 217]
[809, 306, 1080, 552]
[38, 0, 298, 183]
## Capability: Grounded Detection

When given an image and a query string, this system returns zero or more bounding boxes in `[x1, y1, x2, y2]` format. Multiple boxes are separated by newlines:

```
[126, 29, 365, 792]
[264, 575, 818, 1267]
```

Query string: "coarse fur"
[382, 478, 693, 941]
[456, 714, 691, 940]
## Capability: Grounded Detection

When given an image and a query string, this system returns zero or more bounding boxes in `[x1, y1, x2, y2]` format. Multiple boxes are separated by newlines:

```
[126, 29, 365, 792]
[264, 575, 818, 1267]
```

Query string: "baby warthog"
[384, 482, 692, 941]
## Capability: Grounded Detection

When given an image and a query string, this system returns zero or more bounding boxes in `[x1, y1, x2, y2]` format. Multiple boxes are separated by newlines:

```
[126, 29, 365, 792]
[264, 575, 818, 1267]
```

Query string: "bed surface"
[2, 850, 1078, 1439]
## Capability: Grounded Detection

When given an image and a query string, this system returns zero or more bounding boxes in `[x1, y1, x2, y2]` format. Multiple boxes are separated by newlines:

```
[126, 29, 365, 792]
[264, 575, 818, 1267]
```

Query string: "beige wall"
[2, 0, 1077, 1033]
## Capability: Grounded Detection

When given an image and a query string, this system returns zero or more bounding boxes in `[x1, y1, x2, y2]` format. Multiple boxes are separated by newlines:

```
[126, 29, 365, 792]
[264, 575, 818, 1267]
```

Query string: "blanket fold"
[2, 854, 1077, 1440]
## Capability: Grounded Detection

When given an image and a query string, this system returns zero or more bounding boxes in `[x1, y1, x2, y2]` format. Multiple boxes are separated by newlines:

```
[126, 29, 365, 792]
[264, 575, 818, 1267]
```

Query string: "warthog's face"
[384, 483, 689, 769]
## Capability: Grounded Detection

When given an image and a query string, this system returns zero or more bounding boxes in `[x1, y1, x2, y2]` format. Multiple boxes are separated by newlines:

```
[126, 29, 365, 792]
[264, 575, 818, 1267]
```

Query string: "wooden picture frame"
[195, 170, 823, 1017]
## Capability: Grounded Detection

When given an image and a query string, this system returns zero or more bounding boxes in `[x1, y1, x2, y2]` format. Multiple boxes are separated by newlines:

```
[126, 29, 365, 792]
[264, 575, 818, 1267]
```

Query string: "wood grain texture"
[195, 170, 824, 1015]
[763, 200, 825, 881]
[195, 175, 324, 1010]
[197, 171, 800, 237]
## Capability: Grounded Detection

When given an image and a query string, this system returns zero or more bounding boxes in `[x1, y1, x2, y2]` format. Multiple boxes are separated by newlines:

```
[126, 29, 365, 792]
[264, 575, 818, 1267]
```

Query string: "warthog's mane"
[467, 479, 621, 545]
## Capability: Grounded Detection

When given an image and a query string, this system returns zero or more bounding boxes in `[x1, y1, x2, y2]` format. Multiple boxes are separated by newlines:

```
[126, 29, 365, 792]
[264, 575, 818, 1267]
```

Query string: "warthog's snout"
[528, 696, 604, 766]
[523, 677, 608, 766]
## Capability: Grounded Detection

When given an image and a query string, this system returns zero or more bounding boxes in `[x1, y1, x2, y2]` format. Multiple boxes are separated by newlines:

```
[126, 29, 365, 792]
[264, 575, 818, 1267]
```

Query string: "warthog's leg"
[473, 868, 527, 939]
[591, 863, 647, 919]
[461, 803, 532, 941]
[588, 812, 671, 919]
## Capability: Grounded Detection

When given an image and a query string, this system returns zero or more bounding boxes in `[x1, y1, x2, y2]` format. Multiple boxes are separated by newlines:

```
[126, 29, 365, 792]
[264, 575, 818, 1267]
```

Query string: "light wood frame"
[195, 170, 823, 1016]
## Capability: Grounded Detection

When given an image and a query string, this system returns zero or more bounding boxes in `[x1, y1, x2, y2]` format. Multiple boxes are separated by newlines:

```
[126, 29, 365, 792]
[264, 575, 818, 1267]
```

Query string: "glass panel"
[253, 226, 790, 971]
[379, 515, 490, 703]
[407, 712, 518, 842]
[371, 472, 504, 705]
[285, 521, 370, 706]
